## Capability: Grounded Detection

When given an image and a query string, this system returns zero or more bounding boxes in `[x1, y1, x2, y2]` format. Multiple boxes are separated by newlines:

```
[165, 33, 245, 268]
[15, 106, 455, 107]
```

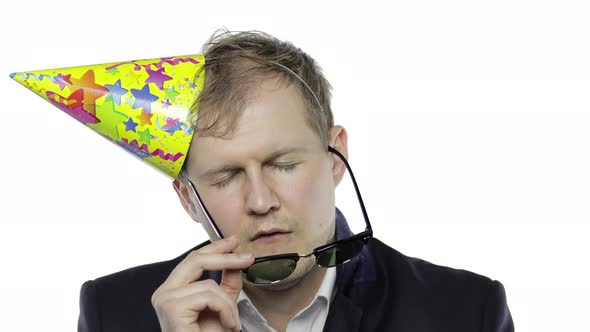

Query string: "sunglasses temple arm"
[327, 146, 373, 232]
[188, 181, 225, 239]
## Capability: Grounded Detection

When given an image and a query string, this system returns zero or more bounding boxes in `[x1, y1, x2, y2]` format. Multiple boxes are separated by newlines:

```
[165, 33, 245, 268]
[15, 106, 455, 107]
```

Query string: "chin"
[242, 269, 306, 292]
[242, 256, 318, 291]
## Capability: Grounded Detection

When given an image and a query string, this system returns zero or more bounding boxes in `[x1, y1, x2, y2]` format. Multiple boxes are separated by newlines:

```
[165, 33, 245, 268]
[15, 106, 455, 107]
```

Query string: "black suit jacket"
[78, 237, 514, 331]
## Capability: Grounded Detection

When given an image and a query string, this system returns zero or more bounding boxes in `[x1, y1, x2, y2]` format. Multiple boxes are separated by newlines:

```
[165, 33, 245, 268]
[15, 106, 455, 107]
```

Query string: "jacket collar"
[334, 207, 376, 288]
[322, 207, 376, 332]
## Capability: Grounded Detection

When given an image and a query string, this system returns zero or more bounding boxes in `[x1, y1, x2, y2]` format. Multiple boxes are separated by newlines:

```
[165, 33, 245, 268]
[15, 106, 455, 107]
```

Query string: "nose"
[245, 171, 280, 216]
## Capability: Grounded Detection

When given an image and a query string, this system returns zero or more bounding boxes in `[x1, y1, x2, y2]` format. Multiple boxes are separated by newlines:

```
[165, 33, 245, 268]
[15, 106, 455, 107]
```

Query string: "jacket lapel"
[322, 292, 363, 332]
[320, 208, 376, 331]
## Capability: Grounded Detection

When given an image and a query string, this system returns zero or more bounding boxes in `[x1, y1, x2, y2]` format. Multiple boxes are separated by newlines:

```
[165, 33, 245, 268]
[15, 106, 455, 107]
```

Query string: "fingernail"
[239, 253, 252, 259]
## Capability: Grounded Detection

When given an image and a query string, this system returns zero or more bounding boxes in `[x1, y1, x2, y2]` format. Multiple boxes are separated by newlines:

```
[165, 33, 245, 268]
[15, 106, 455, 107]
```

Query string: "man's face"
[179, 77, 345, 281]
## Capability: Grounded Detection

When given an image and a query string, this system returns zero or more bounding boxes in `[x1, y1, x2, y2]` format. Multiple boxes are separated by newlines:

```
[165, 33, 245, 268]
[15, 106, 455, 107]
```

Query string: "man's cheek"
[287, 176, 319, 211]
[210, 200, 242, 237]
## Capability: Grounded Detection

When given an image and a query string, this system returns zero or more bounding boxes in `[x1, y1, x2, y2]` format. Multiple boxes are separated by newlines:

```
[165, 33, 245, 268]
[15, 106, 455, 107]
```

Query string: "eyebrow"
[199, 146, 308, 179]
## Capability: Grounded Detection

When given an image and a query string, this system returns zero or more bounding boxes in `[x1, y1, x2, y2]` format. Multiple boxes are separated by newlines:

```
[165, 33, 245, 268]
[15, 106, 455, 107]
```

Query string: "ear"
[329, 125, 349, 187]
[172, 178, 200, 222]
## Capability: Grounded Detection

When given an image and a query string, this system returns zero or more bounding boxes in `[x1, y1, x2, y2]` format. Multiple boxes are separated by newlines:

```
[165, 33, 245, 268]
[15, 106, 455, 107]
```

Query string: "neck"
[242, 264, 328, 330]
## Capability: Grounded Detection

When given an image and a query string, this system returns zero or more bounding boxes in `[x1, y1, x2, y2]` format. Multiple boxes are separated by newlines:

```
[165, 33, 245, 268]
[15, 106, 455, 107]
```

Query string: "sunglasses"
[187, 146, 373, 284]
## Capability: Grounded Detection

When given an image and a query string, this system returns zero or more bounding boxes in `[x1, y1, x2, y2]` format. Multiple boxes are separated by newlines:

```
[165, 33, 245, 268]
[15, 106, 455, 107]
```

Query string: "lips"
[250, 228, 291, 241]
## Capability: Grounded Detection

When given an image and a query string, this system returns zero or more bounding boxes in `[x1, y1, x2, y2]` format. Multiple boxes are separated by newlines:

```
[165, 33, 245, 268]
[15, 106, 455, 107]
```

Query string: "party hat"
[10, 54, 205, 178]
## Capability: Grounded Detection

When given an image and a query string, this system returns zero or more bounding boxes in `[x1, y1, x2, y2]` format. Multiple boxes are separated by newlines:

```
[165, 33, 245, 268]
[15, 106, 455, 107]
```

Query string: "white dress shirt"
[237, 267, 336, 332]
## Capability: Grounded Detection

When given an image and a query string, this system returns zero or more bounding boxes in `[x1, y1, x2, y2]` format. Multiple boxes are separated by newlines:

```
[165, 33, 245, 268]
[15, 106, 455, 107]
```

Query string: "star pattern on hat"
[106, 67, 120, 76]
[146, 67, 173, 89]
[69, 69, 108, 116]
[137, 110, 153, 126]
[164, 86, 180, 101]
[130, 84, 159, 114]
[12, 54, 205, 177]
[137, 128, 153, 144]
[161, 99, 172, 109]
[47, 89, 100, 124]
[124, 117, 138, 132]
[55, 73, 72, 90]
[104, 79, 128, 106]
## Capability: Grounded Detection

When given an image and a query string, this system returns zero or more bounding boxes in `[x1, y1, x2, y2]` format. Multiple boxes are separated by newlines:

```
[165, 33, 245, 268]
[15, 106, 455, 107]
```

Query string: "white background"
[1, 0, 588, 331]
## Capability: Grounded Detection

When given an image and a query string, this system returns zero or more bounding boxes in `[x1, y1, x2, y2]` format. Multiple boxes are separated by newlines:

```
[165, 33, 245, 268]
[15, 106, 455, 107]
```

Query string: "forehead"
[186, 77, 321, 171]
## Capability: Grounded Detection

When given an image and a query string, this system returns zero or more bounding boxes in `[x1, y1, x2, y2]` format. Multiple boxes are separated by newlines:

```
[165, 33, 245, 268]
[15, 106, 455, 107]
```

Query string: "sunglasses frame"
[186, 145, 373, 283]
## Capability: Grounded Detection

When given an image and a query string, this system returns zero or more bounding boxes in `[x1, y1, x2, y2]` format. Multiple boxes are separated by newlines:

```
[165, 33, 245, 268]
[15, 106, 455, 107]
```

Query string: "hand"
[151, 235, 254, 332]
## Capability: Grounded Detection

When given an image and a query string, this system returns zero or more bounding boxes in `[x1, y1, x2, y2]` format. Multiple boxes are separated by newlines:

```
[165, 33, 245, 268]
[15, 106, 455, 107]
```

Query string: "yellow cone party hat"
[10, 55, 205, 178]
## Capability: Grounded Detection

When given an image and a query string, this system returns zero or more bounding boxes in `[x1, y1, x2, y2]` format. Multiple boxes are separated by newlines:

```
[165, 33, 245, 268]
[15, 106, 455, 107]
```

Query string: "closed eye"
[211, 163, 299, 189]
[273, 163, 298, 172]
[211, 172, 238, 188]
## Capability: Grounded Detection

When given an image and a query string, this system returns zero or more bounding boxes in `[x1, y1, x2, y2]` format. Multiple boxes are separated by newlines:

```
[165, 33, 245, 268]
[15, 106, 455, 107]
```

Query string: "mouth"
[250, 229, 292, 243]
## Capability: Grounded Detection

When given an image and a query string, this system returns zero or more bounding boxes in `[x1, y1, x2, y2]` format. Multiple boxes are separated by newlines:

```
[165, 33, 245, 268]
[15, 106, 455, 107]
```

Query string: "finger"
[197, 235, 241, 254]
[155, 279, 239, 323]
[174, 290, 238, 330]
[221, 262, 252, 302]
[220, 268, 249, 326]
[162, 236, 239, 288]
[164, 251, 253, 288]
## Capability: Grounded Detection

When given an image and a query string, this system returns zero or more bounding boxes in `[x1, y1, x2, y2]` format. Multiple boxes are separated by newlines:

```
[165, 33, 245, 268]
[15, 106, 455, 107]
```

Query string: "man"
[13, 29, 514, 331]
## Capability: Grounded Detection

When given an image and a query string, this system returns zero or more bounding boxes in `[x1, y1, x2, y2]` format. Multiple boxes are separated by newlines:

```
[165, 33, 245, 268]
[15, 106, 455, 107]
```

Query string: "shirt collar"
[317, 265, 337, 305]
[237, 267, 337, 306]
[236, 266, 336, 325]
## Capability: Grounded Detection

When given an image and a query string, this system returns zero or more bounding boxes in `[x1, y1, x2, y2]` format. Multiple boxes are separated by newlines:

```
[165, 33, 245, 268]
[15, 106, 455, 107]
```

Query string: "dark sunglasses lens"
[317, 239, 365, 267]
[245, 258, 298, 284]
